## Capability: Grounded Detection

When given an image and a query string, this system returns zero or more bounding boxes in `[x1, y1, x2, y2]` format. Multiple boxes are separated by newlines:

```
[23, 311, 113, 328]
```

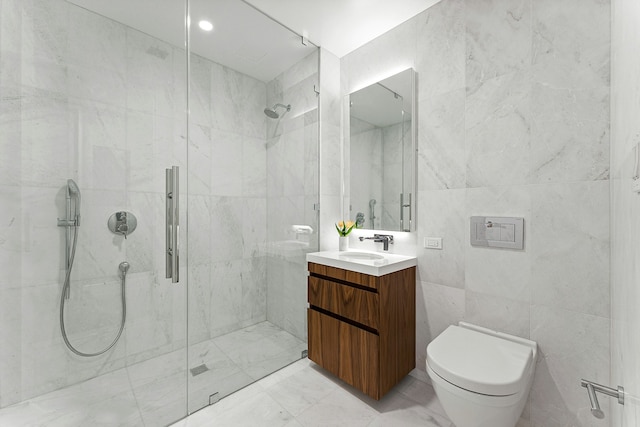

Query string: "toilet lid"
[427, 325, 534, 396]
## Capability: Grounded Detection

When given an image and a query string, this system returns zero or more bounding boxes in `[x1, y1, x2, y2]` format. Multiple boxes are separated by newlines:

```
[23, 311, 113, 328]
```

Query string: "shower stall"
[0, 0, 319, 425]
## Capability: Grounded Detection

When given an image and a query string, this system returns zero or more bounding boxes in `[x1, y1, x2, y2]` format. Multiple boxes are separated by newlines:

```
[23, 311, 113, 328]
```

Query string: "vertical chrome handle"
[400, 193, 411, 232]
[166, 166, 179, 283]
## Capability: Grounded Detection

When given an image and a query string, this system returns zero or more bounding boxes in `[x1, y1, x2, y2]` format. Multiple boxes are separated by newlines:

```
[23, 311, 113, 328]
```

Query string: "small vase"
[338, 236, 349, 251]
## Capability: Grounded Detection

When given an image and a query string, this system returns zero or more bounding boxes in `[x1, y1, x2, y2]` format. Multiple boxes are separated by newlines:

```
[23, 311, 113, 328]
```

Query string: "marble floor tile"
[0, 322, 450, 427]
[0, 321, 307, 427]
[172, 358, 454, 427]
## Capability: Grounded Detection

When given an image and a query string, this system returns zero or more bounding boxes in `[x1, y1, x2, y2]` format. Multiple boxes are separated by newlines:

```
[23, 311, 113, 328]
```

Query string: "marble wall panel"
[209, 196, 244, 263]
[189, 54, 212, 128]
[530, 181, 610, 317]
[530, 84, 609, 183]
[338, 1, 611, 425]
[415, 281, 465, 371]
[67, 7, 126, 108]
[10, 0, 69, 94]
[418, 88, 466, 191]
[242, 136, 267, 198]
[530, 306, 609, 427]
[532, 0, 610, 90]
[466, 0, 531, 87]
[0, 86, 22, 187]
[416, 188, 465, 289]
[188, 123, 212, 196]
[209, 259, 244, 338]
[211, 129, 243, 197]
[0, 287, 21, 407]
[125, 29, 175, 117]
[465, 70, 532, 188]
[464, 291, 530, 339]
[416, 0, 465, 100]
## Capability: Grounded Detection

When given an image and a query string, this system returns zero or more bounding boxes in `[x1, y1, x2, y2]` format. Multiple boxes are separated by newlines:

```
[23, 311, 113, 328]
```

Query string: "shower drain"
[190, 364, 209, 376]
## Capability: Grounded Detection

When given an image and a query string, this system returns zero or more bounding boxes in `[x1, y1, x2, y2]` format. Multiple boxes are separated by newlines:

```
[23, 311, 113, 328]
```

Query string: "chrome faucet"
[359, 234, 394, 251]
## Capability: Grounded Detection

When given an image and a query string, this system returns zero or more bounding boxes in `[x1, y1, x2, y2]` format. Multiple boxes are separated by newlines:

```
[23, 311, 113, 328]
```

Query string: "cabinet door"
[308, 308, 340, 374]
[308, 309, 380, 399]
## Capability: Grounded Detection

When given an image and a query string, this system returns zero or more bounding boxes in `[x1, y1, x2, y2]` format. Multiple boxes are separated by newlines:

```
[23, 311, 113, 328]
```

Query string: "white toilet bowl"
[426, 322, 537, 427]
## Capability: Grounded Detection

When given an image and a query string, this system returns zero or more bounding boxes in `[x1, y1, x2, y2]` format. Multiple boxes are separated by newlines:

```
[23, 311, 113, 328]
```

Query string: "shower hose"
[59, 224, 128, 357]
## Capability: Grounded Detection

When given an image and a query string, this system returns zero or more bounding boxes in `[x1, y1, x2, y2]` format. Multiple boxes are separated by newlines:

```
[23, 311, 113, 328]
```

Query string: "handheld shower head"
[264, 103, 291, 119]
[67, 179, 81, 226]
[67, 179, 80, 198]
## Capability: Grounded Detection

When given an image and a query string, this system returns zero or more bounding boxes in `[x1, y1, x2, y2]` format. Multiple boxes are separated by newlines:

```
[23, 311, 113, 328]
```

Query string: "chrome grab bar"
[580, 379, 624, 419]
[166, 166, 179, 283]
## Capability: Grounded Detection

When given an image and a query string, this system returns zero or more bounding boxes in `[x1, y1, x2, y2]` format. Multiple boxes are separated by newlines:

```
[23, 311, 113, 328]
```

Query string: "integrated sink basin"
[338, 251, 385, 261]
[307, 250, 416, 276]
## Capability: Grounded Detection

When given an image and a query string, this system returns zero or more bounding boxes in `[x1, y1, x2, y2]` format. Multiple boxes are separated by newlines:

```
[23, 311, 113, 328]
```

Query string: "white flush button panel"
[424, 237, 442, 250]
[470, 216, 524, 250]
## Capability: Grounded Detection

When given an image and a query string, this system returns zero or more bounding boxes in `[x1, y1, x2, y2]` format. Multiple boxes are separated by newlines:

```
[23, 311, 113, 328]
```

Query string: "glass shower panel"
[186, 0, 319, 414]
[0, 1, 189, 425]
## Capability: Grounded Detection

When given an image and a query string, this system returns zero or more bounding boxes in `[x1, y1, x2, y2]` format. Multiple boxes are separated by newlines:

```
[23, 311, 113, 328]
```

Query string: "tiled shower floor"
[171, 358, 454, 427]
[0, 321, 307, 427]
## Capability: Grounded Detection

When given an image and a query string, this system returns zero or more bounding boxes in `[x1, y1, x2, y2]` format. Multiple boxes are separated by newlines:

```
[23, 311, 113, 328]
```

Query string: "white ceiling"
[244, 0, 442, 58]
[67, 0, 440, 81]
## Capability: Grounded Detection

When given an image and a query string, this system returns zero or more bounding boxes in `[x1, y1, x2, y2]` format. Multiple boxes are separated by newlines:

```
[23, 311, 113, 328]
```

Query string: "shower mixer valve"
[108, 211, 137, 239]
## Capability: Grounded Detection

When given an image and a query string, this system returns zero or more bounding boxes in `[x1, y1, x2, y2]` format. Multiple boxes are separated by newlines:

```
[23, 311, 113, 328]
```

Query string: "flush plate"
[470, 216, 524, 250]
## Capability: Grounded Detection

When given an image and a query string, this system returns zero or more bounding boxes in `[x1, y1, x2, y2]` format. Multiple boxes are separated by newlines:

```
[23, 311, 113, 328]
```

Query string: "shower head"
[67, 179, 81, 226]
[264, 103, 291, 119]
[67, 179, 80, 198]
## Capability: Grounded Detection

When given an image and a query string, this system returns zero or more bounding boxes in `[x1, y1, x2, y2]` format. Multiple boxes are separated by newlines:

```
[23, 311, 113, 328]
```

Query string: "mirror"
[345, 68, 416, 232]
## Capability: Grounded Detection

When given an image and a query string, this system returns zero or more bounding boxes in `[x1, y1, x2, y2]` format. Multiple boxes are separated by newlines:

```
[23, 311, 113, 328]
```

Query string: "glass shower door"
[0, 1, 190, 425]
[185, 0, 319, 414]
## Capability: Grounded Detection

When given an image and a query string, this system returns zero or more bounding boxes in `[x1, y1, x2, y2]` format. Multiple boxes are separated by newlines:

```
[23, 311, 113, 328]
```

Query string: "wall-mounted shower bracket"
[580, 379, 624, 419]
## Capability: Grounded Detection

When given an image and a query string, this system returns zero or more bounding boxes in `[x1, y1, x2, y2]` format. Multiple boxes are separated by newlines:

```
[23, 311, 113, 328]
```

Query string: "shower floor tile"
[171, 358, 455, 427]
[0, 321, 305, 427]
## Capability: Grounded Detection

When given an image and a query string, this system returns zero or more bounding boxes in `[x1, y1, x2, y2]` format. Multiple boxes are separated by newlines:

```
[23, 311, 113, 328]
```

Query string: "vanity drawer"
[308, 309, 380, 399]
[308, 276, 379, 330]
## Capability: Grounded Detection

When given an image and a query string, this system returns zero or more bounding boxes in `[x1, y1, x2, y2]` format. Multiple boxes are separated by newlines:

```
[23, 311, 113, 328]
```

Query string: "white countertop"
[306, 250, 417, 277]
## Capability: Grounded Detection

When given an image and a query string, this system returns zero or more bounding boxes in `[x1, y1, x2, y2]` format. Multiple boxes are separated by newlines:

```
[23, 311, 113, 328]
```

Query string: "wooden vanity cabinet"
[307, 262, 416, 400]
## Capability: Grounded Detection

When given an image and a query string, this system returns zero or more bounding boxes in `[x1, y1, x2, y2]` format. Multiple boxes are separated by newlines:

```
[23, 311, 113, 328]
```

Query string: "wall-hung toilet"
[426, 322, 537, 427]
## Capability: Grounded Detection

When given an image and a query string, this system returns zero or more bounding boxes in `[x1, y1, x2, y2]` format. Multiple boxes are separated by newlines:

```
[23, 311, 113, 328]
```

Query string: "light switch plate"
[424, 237, 443, 250]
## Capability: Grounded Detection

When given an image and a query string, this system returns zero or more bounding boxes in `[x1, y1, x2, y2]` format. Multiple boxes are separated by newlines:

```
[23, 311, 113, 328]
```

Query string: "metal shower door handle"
[166, 166, 179, 283]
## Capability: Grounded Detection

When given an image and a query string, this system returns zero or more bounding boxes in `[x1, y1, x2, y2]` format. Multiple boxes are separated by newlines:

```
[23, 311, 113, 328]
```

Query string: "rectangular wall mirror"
[345, 68, 416, 232]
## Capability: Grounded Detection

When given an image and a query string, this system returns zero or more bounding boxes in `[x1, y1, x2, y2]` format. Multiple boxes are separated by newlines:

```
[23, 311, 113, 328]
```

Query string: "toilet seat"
[427, 324, 535, 396]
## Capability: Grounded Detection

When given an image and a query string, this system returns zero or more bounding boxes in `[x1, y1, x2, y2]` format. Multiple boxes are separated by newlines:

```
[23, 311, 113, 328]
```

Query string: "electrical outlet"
[424, 237, 442, 250]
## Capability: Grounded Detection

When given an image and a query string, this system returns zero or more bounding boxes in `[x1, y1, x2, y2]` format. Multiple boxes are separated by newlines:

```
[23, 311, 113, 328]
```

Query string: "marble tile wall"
[265, 50, 319, 342]
[338, 0, 611, 425]
[610, 0, 640, 424]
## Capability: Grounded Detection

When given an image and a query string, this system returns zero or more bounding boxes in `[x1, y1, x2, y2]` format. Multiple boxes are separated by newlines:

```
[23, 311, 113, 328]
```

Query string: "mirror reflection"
[348, 68, 415, 231]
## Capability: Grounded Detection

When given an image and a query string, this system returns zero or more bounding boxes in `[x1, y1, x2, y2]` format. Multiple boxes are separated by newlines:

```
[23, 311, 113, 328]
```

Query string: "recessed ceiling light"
[198, 20, 213, 32]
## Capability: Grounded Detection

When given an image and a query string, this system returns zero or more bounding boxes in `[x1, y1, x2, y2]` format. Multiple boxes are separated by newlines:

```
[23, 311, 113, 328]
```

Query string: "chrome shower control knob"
[108, 211, 137, 238]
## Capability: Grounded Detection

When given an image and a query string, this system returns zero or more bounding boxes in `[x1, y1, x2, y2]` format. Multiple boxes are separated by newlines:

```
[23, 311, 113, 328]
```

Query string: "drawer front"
[308, 276, 379, 330]
[308, 262, 378, 290]
[308, 309, 380, 399]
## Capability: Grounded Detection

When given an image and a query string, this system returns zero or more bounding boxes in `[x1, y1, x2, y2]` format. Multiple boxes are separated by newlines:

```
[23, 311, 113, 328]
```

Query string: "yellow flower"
[335, 220, 356, 236]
